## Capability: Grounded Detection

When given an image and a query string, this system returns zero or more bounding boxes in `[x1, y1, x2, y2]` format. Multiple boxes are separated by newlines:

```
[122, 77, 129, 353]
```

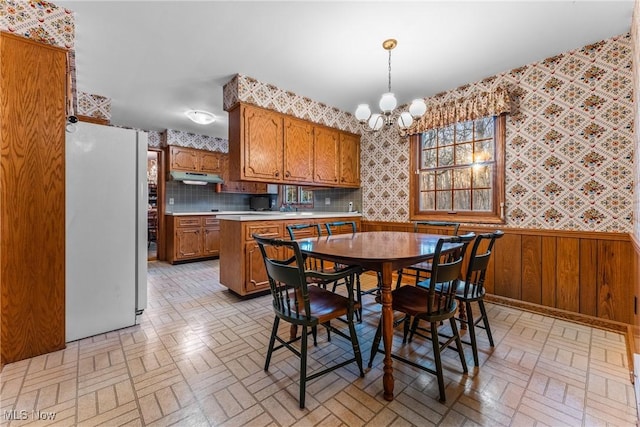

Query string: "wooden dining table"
[297, 230, 461, 401]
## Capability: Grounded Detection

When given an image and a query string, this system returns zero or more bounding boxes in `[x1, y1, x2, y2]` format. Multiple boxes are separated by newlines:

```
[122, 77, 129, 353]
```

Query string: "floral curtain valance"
[407, 85, 511, 135]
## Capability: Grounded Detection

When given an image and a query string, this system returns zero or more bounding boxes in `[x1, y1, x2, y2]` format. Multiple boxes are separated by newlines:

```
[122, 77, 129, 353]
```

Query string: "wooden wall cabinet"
[283, 117, 314, 183]
[339, 132, 361, 187]
[166, 215, 221, 263]
[219, 216, 361, 296]
[0, 33, 67, 366]
[167, 146, 224, 174]
[228, 103, 360, 188]
[219, 154, 269, 194]
[313, 127, 340, 185]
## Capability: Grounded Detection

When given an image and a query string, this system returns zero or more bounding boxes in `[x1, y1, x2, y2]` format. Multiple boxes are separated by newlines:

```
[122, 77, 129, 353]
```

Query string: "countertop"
[165, 211, 253, 216]
[165, 211, 361, 221]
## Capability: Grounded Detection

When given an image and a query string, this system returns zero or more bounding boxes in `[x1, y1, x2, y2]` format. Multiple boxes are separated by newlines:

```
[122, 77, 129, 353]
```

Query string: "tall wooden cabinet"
[0, 33, 67, 366]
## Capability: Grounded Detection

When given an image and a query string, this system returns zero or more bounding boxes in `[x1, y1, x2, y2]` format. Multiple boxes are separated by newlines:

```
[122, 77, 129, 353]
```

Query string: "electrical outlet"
[325, 197, 330, 205]
[169, 198, 174, 205]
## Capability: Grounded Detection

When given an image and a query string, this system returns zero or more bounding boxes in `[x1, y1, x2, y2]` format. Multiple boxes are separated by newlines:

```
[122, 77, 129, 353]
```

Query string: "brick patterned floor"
[0, 259, 637, 426]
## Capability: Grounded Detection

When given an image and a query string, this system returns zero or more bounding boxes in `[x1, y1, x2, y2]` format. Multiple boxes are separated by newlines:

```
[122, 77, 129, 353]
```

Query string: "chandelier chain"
[387, 49, 392, 93]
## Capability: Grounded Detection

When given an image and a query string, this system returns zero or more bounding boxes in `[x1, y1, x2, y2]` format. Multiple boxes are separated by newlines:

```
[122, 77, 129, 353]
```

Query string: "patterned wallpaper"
[223, 74, 360, 134]
[362, 33, 635, 233]
[0, 0, 74, 48]
[633, 3, 640, 240]
[161, 129, 228, 152]
[77, 91, 111, 121]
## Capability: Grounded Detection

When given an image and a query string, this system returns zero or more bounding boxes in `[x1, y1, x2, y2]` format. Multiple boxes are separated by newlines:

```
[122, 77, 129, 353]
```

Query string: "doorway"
[147, 150, 159, 260]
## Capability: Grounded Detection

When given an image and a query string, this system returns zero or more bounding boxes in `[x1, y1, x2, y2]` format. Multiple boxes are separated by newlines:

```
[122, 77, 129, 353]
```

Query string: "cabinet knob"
[274, 171, 279, 177]
[285, 171, 290, 178]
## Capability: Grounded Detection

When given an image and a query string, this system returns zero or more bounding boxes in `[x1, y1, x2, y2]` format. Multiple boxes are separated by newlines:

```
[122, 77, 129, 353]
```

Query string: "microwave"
[249, 195, 271, 211]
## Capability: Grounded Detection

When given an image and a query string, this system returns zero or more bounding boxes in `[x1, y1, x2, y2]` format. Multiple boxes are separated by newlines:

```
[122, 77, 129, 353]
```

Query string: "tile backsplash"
[165, 181, 362, 213]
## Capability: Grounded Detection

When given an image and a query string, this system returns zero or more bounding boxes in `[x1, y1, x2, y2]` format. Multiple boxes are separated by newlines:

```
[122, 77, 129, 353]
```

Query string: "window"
[282, 185, 314, 207]
[410, 114, 505, 223]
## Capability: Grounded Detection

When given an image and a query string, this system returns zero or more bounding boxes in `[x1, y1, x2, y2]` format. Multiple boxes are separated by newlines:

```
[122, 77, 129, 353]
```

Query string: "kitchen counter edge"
[215, 212, 362, 221]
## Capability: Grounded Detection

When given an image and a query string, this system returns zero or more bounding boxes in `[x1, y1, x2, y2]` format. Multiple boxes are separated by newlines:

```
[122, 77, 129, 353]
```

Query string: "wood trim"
[77, 114, 109, 125]
[362, 220, 634, 325]
[362, 220, 631, 241]
[485, 294, 628, 333]
[149, 148, 166, 261]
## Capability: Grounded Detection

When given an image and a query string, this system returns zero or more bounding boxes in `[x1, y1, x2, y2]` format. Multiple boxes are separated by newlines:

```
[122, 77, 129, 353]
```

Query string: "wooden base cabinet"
[166, 215, 221, 263]
[220, 217, 360, 296]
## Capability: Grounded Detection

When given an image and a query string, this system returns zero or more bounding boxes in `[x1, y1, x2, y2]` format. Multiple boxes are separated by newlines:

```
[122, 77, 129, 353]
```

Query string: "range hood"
[170, 171, 224, 185]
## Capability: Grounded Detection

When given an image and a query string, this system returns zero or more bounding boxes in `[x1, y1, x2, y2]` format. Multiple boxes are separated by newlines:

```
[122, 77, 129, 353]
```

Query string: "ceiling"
[56, 1, 635, 139]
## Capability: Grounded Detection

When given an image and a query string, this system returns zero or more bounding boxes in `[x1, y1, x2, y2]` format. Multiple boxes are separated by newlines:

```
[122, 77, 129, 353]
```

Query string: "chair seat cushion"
[391, 285, 454, 317]
[295, 285, 361, 324]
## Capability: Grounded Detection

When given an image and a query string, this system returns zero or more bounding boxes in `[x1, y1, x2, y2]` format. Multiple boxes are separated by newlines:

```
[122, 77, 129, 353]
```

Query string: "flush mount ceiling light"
[185, 110, 216, 125]
[355, 39, 427, 132]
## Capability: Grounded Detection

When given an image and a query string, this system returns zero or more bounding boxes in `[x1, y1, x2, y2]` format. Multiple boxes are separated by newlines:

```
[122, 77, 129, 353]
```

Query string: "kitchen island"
[217, 212, 361, 296]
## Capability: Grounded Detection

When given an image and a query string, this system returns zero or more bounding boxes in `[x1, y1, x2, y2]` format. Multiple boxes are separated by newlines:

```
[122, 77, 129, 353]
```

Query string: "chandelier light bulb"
[409, 99, 427, 118]
[355, 104, 372, 122]
[379, 92, 397, 113]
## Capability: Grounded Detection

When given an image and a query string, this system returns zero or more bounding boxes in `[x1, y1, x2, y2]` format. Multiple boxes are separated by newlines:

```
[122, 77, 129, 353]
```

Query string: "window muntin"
[411, 115, 505, 223]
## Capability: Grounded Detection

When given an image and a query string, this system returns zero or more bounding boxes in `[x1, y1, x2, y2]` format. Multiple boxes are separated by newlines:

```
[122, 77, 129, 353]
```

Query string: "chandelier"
[355, 39, 427, 132]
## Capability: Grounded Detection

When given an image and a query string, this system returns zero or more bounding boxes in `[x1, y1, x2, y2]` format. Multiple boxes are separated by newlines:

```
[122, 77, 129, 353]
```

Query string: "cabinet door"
[245, 241, 271, 292]
[175, 228, 202, 259]
[243, 105, 283, 181]
[314, 127, 340, 185]
[203, 226, 220, 256]
[170, 146, 198, 171]
[283, 117, 314, 183]
[339, 132, 361, 187]
[200, 151, 223, 174]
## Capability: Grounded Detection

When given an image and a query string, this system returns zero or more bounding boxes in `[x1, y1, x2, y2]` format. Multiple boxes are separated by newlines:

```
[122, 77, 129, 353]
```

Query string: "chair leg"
[347, 307, 364, 377]
[430, 321, 447, 403]
[355, 274, 363, 323]
[402, 315, 412, 343]
[323, 322, 331, 342]
[368, 320, 383, 368]
[395, 269, 403, 289]
[465, 301, 479, 367]
[265, 317, 279, 371]
[449, 317, 468, 374]
[478, 300, 494, 347]
[312, 325, 318, 346]
[299, 325, 308, 408]
[408, 316, 421, 343]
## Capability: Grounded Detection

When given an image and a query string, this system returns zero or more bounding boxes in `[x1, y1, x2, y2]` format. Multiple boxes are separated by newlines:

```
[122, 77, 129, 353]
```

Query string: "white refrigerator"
[65, 121, 148, 342]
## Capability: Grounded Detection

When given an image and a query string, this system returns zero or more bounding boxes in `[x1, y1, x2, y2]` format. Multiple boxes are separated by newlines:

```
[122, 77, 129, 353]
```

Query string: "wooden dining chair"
[438, 230, 504, 366]
[253, 234, 364, 408]
[368, 232, 475, 403]
[286, 223, 333, 288]
[396, 221, 461, 288]
[324, 220, 376, 322]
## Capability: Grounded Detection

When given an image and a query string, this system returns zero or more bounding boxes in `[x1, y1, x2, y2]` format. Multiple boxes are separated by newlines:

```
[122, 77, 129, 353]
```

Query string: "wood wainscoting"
[632, 233, 640, 354]
[362, 221, 636, 326]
